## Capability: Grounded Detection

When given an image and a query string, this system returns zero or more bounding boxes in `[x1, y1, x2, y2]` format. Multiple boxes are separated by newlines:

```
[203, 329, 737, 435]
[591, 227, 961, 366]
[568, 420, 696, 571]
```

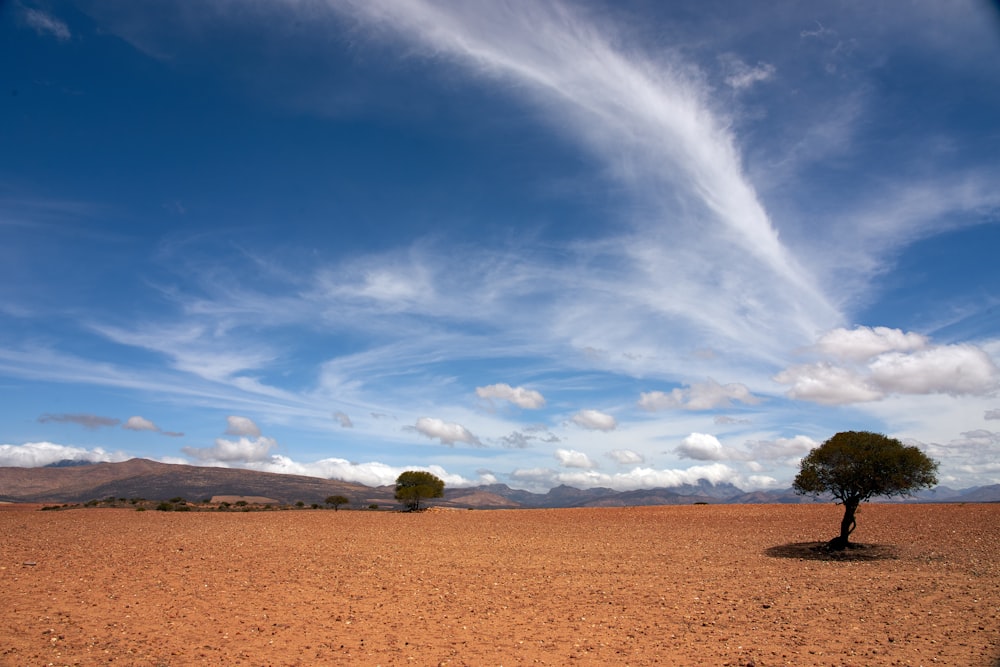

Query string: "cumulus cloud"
[607, 449, 645, 464]
[333, 411, 353, 428]
[555, 448, 597, 469]
[868, 345, 997, 395]
[0, 442, 122, 467]
[22, 7, 71, 41]
[208, 454, 484, 488]
[571, 409, 617, 431]
[413, 417, 481, 446]
[815, 326, 928, 362]
[774, 362, 882, 404]
[225, 415, 261, 437]
[183, 436, 278, 463]
[511, 462, 744, 492]
[476, 383, 545, 409]
[676, 433, 727, 461]
[122, 416, 183, 437]
[123, 416, 158, 431]
[776, 327, 999, 405]
[638, 379, 761, 411]
[38, 413, 121, 430]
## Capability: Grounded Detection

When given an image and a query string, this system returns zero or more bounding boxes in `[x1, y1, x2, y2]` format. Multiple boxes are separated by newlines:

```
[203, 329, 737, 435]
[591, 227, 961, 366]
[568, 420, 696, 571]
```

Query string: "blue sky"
[2, 0, 999, 492]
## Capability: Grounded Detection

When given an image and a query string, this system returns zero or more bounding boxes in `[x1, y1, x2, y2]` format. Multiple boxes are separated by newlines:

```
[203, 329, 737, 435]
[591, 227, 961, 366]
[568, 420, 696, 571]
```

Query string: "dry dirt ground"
[1, 503, 997, 666]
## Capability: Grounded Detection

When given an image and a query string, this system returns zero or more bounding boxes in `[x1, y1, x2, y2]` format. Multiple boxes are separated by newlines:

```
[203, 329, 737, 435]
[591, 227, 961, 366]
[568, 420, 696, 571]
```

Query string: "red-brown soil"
[2, 503, 997, 666]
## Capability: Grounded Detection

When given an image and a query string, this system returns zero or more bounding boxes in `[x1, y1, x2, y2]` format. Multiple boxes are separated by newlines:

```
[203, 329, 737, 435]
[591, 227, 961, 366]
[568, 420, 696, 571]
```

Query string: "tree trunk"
[828, 497, 860, 550]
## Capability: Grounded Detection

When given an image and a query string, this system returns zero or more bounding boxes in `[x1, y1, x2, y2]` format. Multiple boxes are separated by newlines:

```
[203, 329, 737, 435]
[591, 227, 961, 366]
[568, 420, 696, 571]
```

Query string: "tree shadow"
[764, 541, 898, 562]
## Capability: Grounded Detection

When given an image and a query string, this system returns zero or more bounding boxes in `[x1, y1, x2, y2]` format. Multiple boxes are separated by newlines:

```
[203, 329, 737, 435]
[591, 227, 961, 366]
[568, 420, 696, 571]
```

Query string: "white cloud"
[676, 433, 727, 461]
[0, 442, 122, 467]
[638, 379, 761, 411]
[413, 417, 481, 446]
[986, 409, 1000, 421]
[202, 454, 485, 488]
[123, 416, 158, 432]
[512, 462, 744, 492]
[22, 8, 71, 41]
[555, 448, 597, 469]
[774, 362, 883, 404]
[868, 345, 998, 396]
[333, 411, 353, 428]
[183, 436, 277, 463]
[476, 383, 546, 409]
[720, 55, 775, 90]
[225, 415, 261, 437]
[816, 326, 928, 362]
[607, 449, 644, 464]
[746, 435, 817, 462]
[571, 409, 617, 431]
[776, 329, 999, 405]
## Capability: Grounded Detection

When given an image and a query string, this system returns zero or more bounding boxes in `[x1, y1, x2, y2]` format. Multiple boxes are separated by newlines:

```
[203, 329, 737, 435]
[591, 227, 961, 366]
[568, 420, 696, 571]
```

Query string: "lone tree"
[394, 471, 445, 512]
[793, 431, 938, 550]
[325, 495, 350, 511]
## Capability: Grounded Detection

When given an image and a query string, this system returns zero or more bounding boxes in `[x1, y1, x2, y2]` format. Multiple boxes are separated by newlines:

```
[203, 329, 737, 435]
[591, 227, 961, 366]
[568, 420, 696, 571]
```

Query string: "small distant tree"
[325, 495, 350, 511]
[394, 471, 445, 512]
[793, 431, 938, 550]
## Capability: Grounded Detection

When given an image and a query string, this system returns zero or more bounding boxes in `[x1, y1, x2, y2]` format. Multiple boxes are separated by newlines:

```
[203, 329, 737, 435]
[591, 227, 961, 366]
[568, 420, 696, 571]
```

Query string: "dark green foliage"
[325, 495, 350, 511]
[394, 471, 445, 512]
[793, 431, 938, 549]
[156, 502, 174, 511]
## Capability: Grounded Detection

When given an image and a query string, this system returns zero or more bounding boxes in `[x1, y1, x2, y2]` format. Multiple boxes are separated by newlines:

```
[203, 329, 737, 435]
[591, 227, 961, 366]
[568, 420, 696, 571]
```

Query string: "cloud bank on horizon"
[1, 1, 999, 492]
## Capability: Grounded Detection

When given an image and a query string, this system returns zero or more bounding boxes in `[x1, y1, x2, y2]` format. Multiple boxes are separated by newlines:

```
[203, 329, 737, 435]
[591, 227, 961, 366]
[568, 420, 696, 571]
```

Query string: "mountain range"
[1, 459, 997, 508]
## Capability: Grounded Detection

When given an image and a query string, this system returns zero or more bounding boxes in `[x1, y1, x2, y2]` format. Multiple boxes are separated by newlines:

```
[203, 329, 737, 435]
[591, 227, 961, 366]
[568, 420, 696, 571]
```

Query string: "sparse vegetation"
[793, 431, 938, 550]
[156, 502, 174, 512]
[395, 471, 445, 512]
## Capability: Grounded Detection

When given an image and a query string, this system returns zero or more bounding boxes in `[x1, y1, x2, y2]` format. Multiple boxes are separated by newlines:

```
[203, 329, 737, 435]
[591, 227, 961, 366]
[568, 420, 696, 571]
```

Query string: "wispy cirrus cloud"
[21, 7, 71, 41]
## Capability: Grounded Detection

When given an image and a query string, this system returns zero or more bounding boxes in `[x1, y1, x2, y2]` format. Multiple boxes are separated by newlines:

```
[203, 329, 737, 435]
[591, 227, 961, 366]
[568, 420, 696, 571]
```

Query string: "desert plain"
[1, 502, 997, 666]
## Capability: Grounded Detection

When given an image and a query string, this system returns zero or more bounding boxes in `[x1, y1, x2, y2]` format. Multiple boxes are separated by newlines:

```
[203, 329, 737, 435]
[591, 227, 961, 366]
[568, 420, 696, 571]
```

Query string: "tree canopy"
[394, 471, 445, 512]
[793, 431, 938, 549]
[325, 495, 349, 511]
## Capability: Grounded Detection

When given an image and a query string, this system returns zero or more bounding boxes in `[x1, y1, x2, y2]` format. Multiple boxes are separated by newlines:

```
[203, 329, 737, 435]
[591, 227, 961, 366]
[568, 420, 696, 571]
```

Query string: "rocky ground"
[1, 502, 997, 666]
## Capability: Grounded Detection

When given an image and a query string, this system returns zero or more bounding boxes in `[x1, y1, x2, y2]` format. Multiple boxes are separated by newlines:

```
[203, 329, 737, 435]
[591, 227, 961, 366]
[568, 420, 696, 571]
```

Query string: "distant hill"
[2, 458, 998, 507]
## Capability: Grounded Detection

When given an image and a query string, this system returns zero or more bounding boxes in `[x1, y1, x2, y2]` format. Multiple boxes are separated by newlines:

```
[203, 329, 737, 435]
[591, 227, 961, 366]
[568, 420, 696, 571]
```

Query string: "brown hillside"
[0, 459, 375, 505]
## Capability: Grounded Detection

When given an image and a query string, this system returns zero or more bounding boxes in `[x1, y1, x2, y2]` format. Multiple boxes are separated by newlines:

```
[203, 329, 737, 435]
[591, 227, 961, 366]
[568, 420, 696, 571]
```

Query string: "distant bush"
[295, 501, 305, 508]
[235, 500, 248, 507]
[169, 497, 186, 504]
[156, 502, 174, 512]
[136, 507, 146, 512]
